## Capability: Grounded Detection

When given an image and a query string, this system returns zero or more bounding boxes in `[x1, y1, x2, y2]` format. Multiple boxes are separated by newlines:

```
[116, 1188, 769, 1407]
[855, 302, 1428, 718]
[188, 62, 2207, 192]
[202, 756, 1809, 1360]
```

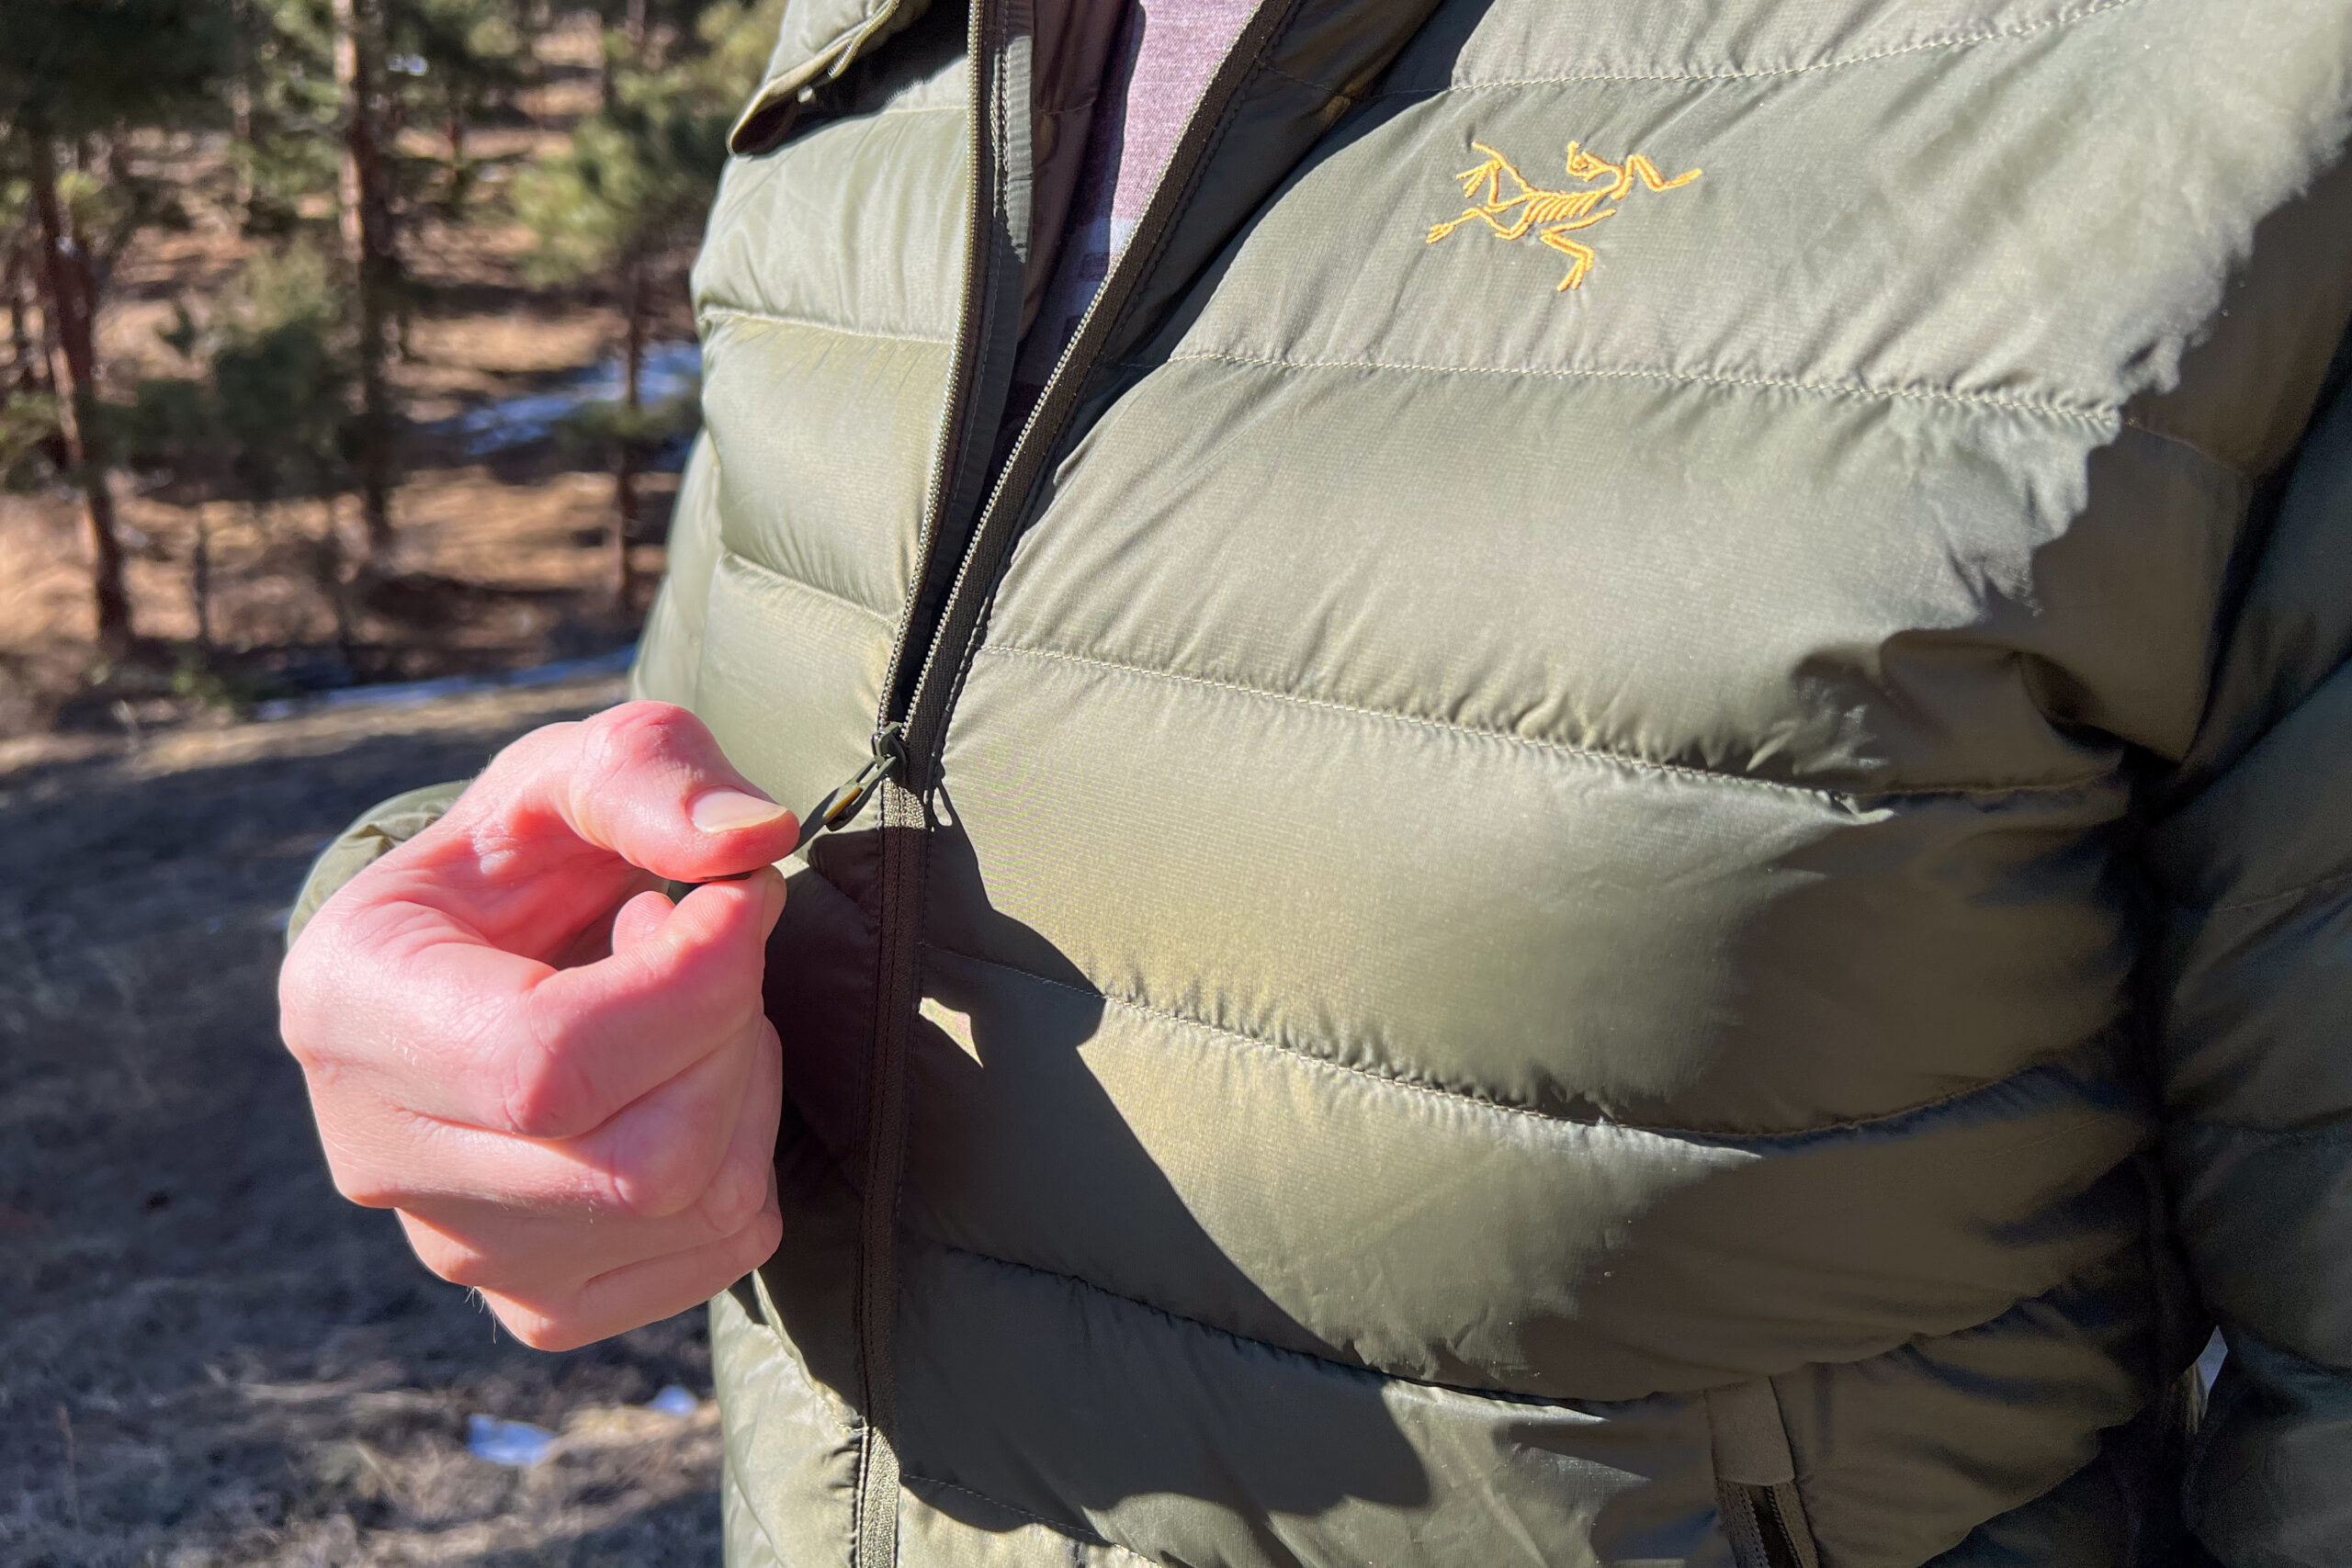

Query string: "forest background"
[1, 4, 787, 1563]
[0, 0, 777, 735]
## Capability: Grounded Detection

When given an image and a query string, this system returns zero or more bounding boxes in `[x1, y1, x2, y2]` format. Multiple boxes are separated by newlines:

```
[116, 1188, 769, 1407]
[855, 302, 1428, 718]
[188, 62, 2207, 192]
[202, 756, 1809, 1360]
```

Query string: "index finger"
[393, 704, 801, 959]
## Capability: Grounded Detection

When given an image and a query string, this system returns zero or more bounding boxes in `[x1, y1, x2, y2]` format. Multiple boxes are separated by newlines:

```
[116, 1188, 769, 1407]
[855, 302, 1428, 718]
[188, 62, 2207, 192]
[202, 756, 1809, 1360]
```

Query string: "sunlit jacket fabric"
[305, 0, 2352, 1562]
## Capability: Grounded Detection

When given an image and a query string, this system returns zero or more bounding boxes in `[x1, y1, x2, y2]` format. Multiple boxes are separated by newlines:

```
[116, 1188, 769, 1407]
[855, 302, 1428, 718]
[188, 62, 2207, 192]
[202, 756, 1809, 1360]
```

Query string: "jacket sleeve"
[629, 432, 724, 710]
[284, 780, 469, 950]
[2152, 334, 2352, 1565]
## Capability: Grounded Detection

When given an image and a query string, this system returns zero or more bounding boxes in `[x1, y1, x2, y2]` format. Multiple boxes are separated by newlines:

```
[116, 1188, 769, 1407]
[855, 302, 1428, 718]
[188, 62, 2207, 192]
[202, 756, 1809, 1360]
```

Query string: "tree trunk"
[28, 131, 133, 660]
[334, 0, 398, 557]
[599, 0, 650, 106]
[6, 256, 34, 389]
[447, 116, 467, 206]
[314, 497, 357, 666]
[191, 510, 213, 652]
[230, 0, 255, 219]
[613, 259, 646, 613]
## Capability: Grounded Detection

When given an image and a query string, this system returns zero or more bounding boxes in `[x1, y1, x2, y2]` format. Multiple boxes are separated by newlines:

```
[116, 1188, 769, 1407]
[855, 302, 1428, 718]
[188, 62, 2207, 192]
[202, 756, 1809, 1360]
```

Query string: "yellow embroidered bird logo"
[1426, 141, 1702, 292]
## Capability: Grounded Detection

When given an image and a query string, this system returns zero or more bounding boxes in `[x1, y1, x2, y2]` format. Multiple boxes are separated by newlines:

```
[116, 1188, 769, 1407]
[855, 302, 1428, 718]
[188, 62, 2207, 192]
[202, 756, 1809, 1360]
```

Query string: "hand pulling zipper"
[797, 723, 906, 848]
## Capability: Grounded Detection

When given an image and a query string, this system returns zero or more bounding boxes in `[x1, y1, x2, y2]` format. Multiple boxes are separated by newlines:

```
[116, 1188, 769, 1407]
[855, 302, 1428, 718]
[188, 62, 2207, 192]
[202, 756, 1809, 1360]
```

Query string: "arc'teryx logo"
[1426, 141, 1702, 292]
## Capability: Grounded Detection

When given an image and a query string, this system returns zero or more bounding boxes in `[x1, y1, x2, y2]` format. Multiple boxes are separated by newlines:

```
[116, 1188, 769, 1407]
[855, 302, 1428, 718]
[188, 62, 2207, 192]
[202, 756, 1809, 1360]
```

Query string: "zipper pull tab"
[797, 723, 905, 848]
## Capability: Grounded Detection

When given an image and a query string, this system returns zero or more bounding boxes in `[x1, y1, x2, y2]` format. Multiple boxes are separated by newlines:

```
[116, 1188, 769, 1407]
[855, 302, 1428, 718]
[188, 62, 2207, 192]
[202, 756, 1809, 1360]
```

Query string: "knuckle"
[277, 930, 320, 1008]
[583, 701, 685, 775]
[732, 1206, 785, 1272]
[698, 1148, 768, 1235]
[277, 908, 397, 1071]
[481, 720, 578, 791]
[276, 934, 343, 1057]
[604, 1135, 707, 1222]
[498, 1022, 597, 1140]
[608, 698, 693, 738]
[278, 1017, 326, 1077]
[500, 1068, 584, 1141]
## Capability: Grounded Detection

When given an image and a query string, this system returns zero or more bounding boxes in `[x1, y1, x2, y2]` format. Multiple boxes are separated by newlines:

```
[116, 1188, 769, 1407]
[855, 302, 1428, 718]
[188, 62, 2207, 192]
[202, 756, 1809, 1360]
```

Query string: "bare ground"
[0, 673, 731, 1567]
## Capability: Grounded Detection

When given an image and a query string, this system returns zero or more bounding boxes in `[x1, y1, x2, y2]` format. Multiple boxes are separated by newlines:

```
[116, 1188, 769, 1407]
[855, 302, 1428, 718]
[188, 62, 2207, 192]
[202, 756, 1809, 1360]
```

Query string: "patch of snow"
[441, 343, 701, 456]
[644, 1385, 698, 1417]
[251, 644, 636, 722]
[467, 1413, 557, 1467]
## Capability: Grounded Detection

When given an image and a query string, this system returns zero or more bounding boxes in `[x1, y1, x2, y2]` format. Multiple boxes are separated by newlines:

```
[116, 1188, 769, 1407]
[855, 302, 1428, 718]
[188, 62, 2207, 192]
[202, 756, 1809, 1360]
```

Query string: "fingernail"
[689, 789, 792, 832]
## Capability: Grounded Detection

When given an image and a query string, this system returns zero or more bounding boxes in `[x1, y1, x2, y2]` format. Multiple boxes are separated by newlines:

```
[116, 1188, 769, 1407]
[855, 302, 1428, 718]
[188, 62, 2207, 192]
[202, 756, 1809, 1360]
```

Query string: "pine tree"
[0, 0, 233, 659]
[224, 0, 342, 239]
[396, 0, 526, 209]
[332, 0, 401, 558]
[514, 4, 767, 609]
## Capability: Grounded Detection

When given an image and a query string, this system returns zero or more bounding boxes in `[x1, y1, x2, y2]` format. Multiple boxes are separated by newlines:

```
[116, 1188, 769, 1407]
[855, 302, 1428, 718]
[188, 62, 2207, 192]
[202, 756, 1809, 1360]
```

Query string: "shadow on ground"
[0, 675, 727, 1567]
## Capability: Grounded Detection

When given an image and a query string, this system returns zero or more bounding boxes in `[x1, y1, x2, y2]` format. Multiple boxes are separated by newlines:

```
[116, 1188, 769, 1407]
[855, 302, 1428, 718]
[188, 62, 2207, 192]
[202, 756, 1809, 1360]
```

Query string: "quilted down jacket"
[297, 0, 2352, 1562]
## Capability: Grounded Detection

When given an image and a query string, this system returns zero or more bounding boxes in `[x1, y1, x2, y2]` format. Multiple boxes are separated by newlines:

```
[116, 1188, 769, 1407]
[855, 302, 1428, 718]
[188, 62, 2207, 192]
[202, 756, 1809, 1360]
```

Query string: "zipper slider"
[797, 723, 906, 848]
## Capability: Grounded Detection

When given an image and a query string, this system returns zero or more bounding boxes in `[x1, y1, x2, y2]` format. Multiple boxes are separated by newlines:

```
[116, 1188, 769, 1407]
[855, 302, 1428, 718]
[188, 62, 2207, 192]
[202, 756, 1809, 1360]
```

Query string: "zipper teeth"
[1750, 1484, 1802, 1568]
[876, 0, 1003, 729]
[852, 9, 999, 1553]
[896, 0, 1304, 779]
[890, 247, 1114, 742]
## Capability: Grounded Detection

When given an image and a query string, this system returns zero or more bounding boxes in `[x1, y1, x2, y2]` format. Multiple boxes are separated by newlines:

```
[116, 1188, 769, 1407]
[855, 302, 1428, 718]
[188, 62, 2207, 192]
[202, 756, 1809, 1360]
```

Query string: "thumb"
[484, 700, 801, 884]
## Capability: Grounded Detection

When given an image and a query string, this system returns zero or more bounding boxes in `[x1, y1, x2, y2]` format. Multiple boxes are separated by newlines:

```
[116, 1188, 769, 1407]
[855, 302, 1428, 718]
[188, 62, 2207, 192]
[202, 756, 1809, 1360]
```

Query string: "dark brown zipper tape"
[852, 781, 929, 1568]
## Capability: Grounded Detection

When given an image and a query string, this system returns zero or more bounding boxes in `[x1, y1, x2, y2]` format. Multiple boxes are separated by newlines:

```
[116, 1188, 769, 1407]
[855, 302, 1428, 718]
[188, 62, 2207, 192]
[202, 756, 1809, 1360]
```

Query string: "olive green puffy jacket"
[299, 0, 2352, 1562]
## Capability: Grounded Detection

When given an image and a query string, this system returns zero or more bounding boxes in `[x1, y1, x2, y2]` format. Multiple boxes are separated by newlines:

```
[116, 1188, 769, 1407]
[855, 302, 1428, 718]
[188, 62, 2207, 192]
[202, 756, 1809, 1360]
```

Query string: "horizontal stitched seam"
[921, 1224, 2115, 1398]
[696, 303, 954, 349]
[916, 1229, 2134, 1411]
[901, 1472, 1114, 1547]
[720, 544, 901, 628]
[922, 940, 2105, 1144]
[985, 643, 1834, 801]
[922, 939, 1595, 1131]
[1146, 347, 2120, 428]
[982, 642, 2113, 803]
[1372, 0, 2142, 94]
[918, 1230, 1544, 1399]
[2208, 867, 2352, 918]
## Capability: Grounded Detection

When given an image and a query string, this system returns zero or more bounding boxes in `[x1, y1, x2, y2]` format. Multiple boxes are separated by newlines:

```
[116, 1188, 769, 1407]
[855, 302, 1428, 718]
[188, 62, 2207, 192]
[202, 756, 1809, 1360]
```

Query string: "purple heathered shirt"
[1012, 0, 1259, 397]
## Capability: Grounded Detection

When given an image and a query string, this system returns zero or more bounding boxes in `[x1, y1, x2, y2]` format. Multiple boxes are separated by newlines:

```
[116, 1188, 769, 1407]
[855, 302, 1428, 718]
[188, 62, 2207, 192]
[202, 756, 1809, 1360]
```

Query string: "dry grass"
[0, 673, 730, 1567]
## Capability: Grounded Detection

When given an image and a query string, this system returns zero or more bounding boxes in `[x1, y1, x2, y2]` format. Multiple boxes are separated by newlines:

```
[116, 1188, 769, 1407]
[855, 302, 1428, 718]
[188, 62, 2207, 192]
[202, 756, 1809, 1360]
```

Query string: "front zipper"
[1751, 1483, 1805, 1568]
[839, 6, 1297, 1564]
[1704, 1381, 1819, 1568]
[876, 0, 1035, 734]
[886, 0, 1302, 790]
[795, 722, 904, 844]
[843, 6, 1028, 1563]
[1721, 1481, 1819, 1568]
